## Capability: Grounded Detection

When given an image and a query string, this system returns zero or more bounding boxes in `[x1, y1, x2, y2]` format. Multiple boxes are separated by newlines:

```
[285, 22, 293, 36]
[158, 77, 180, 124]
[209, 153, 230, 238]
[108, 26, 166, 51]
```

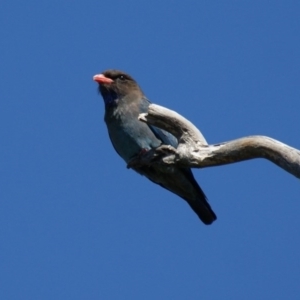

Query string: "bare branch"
[129, 104, 300, 179]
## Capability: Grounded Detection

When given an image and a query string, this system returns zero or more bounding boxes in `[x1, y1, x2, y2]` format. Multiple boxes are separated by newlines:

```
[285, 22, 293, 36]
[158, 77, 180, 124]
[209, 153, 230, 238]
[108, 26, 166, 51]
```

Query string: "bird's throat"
[101, 90, 119, 107]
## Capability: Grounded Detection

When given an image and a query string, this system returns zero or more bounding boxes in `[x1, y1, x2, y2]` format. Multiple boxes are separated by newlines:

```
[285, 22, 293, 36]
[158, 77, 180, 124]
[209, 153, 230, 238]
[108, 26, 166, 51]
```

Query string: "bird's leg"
[139, 148, 149, 156]
[126, 145, 177, 169]
[127, 148, 151, 169]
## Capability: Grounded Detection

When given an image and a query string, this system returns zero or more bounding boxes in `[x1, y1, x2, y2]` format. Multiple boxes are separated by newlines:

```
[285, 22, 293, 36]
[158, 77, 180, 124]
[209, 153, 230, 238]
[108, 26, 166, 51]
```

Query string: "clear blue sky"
[1, 1, 300, 299]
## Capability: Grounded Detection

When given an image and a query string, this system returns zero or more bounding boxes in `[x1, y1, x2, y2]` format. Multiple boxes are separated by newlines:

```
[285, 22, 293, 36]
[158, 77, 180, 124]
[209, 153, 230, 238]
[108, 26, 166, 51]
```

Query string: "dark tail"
[186, 197, 217, 225]
[182, 168, 217, 225]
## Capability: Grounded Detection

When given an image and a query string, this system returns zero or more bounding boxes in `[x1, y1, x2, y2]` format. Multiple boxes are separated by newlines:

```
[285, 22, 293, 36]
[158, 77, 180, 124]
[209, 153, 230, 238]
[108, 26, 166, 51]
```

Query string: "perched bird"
[93, 69, 217, 225]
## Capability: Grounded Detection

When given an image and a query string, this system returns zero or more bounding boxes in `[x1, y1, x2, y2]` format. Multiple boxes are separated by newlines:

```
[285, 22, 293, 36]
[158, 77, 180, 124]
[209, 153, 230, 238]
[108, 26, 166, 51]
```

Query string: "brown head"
[93, 69, 143, 106]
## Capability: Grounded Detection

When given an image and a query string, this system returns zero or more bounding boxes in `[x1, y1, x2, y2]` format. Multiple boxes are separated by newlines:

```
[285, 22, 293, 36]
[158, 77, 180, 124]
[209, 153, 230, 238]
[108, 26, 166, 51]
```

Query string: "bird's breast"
[104, 105, 161, 163]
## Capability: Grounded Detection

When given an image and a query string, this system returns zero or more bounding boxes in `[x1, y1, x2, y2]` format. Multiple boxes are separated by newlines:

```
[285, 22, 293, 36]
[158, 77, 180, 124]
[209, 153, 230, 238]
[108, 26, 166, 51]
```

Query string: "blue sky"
[1, 1, 300, 299]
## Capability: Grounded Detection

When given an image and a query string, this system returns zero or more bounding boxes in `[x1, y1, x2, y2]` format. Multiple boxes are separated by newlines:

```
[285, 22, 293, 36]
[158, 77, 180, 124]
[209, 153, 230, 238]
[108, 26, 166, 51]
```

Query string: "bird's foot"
[138, 148, 149, 156]
[154, 145, 177, 156]
[127, 145, 177, 169]
[127, 148, 151, 169]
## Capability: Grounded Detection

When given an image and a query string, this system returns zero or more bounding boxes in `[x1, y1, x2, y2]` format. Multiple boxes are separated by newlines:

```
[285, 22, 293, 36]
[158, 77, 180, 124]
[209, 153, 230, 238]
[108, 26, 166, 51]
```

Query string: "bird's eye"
[119, 75, 125, 80]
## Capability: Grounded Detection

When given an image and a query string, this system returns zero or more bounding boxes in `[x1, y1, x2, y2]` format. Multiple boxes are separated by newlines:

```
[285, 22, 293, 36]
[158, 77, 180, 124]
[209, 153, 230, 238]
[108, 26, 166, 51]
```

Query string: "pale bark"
[127, 104, 300, 179]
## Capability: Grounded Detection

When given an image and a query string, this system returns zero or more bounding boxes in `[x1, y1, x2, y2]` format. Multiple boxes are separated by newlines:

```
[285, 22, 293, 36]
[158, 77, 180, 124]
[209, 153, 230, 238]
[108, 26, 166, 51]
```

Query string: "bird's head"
[93, 69, 143, 106]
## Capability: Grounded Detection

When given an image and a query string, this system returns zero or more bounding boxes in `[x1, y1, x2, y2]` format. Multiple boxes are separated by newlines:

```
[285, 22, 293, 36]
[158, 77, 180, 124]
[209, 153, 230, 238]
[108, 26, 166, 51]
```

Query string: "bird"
[93, 69, 217, 225]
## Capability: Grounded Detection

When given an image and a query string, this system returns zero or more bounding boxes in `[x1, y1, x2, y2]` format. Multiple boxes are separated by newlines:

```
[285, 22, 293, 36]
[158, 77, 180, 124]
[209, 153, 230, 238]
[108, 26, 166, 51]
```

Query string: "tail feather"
[180, 168, 217, 224]
[185, 197, 217, 225]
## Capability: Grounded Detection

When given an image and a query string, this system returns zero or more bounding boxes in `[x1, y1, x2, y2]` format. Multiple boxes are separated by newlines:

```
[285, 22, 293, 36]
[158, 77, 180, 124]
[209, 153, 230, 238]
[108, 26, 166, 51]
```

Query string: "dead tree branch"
[127, 104, 300, 179]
